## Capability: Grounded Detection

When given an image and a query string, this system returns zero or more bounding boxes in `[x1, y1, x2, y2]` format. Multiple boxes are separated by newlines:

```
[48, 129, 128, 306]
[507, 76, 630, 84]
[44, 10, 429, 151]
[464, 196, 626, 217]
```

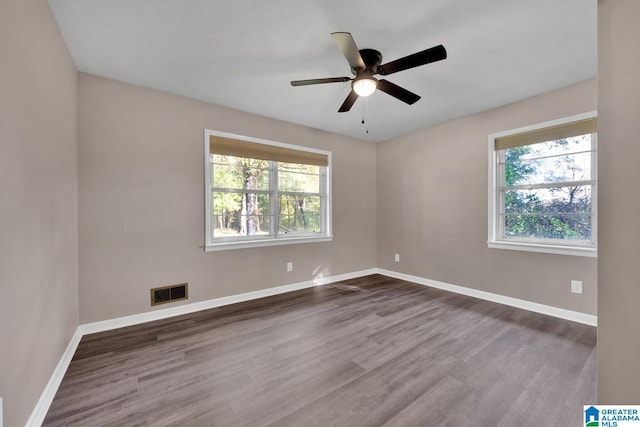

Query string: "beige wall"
[77, 73, 377, 323]
[598, 0, 640, 403]
[377, 79, 597, 315]
[0, 0, 79, 425]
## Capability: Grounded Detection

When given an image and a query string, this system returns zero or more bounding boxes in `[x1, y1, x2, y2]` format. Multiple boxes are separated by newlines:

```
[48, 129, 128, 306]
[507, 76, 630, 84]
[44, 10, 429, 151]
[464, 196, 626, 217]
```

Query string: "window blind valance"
[495, 118, 597, 151]
[209, 135, 329, 167]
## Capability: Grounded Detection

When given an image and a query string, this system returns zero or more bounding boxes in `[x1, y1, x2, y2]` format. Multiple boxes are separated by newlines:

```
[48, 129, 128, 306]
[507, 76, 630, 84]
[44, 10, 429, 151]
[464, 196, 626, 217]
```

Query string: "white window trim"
[204, 129, 333, 252]
[487, 111, 598, 258]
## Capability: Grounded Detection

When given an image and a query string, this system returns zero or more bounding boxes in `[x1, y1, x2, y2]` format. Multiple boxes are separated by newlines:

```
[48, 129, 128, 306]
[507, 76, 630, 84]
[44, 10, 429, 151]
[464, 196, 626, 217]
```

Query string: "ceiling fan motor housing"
[356, 48, 383, 75]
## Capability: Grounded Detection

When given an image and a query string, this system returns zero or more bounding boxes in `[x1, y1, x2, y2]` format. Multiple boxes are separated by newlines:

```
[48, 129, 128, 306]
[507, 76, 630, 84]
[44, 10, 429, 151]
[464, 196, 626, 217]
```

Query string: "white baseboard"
[26, 327, 83, 427]
[29, 266, 596, 425]
[377, 268, 597, 326]
[80, 268, 378, 335]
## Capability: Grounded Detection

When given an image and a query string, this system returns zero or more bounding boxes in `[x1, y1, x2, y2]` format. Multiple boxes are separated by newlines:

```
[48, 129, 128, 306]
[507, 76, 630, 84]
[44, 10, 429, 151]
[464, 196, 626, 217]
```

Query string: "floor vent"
[151, 283, 188, 306]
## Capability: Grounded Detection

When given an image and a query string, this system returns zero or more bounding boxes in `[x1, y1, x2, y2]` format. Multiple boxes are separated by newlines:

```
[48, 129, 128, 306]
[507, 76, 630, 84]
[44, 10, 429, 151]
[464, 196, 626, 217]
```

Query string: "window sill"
[487, 240, 597, 258]
[205, 235, 333, 252]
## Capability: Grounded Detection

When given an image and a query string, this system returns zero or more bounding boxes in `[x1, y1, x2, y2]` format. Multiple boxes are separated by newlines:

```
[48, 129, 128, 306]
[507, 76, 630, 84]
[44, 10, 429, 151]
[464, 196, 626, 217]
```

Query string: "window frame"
[487, 111, 598, 257]
[204, 129, 332, 252]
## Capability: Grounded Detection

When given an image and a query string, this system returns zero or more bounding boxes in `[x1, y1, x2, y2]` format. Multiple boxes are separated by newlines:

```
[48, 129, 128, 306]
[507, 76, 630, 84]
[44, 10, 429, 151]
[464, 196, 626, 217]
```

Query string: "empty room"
[2, 0, 639, 426]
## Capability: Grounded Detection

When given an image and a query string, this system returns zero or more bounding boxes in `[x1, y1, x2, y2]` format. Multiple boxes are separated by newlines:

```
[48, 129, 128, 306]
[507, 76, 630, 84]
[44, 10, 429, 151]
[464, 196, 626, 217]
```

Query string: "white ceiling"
[48, 0, 596, 143]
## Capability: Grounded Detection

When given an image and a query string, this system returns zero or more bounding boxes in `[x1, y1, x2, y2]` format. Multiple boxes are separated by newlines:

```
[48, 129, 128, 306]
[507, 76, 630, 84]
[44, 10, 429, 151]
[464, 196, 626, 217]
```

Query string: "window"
[204, 130, 332, 251]
[488, 112, 597, 257]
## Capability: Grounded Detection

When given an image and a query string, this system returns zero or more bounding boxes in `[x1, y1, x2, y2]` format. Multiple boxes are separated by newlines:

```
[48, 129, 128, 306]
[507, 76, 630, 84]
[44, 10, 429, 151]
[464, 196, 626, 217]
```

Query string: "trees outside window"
[212, 156, 270, 237]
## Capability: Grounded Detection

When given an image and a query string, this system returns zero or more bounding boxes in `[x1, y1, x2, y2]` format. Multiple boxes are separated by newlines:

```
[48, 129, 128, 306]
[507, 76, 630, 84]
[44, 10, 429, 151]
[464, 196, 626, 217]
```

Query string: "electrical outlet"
[571, 280, 583, 294]
[394, 254, 400, 262]
[287, 262, 293, 272]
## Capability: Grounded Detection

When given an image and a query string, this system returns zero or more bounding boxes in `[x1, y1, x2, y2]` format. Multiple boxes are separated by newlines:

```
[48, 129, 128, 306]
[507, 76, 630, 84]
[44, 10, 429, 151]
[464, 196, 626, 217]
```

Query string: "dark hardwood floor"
[43, 274, 596, 426]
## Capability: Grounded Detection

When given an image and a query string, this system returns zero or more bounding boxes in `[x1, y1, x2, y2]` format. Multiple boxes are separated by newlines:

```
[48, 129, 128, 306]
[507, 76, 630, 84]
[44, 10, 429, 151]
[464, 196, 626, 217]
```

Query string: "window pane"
[212, 155, 269, 190]
[502, 184, 592, 241]
[520, 135, 592, 159]
[505, 152, 592, 186]
[213, 192, 271, 238]
[278, 195, 321, 234]
[503, 135, 593, 186]
[504, 186, 591, 215]
[278, 163, 320, 193]
[503, 214, 592, 241]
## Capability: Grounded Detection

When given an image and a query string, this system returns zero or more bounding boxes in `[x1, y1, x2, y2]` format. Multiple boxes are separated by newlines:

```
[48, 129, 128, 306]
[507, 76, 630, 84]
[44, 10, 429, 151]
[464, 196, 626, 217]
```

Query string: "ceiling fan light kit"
[352, 77, 377, 97]
[291, 32, 447, 112]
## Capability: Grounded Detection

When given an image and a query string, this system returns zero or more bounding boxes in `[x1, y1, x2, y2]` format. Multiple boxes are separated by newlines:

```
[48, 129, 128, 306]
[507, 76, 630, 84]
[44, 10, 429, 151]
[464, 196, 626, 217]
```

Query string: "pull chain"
[361, 97, 369, 134]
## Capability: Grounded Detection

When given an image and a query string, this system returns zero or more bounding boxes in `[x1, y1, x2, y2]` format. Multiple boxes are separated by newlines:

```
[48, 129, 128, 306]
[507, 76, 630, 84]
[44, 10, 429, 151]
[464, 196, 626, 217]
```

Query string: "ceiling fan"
[291, 32, 447, 112]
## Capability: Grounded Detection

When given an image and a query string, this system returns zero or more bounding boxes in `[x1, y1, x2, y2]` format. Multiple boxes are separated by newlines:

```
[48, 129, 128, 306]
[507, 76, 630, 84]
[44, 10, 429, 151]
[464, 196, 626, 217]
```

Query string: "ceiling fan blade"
[338, 90, 359, 112]
[291, 77, 350, 86]
[331, 32, 365, 71]
[378, 45, 447, 76]
[377, 79, 421, 105]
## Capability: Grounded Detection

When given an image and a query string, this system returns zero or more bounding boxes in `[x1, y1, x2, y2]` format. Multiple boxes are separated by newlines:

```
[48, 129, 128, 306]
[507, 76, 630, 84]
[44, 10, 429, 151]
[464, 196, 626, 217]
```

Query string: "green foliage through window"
[499, 134, 595, 242]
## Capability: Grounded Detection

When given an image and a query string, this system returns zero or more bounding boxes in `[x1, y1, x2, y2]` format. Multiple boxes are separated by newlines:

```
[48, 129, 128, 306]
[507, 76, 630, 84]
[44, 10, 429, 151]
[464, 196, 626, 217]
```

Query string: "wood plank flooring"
[43, 274, 596, 426]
